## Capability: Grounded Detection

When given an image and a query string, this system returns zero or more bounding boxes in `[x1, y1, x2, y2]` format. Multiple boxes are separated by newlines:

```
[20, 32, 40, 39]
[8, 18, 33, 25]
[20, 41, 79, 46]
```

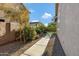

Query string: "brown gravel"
[0, 39, 40, 56]
[43, 34, 55, 56]
[11, 39, 40, 56]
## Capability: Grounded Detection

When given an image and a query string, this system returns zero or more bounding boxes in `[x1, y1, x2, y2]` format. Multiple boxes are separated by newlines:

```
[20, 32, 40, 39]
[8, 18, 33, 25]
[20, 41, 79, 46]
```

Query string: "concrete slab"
[20, 35, 50, 56]
[23, 44, 46, 56]
[36, 38, 49, 46]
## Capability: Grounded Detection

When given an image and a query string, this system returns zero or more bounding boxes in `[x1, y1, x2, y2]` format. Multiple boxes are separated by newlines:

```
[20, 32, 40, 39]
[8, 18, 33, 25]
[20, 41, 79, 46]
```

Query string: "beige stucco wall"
[0, 30, 15, 45]
[0, 22, 19, 45]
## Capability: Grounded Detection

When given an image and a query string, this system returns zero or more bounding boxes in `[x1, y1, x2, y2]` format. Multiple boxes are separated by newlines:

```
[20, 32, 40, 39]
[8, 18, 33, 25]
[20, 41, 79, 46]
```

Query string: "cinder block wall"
[57, 3, 79, 55]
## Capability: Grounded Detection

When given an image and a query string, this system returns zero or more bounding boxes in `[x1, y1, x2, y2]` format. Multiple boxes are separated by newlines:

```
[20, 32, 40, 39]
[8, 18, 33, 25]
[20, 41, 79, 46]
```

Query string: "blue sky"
[24, 3, 55, 26]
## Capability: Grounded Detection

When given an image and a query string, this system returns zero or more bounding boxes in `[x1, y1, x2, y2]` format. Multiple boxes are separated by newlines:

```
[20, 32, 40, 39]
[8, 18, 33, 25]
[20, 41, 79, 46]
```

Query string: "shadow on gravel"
[43, 34, 66, 56]
[52, 34, 66, 56]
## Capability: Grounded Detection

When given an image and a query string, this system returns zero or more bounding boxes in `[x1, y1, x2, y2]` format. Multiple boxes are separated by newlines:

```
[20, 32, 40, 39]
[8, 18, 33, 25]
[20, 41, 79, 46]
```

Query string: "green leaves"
[47, 22, 57, 32]
[23, 26, 37, 41]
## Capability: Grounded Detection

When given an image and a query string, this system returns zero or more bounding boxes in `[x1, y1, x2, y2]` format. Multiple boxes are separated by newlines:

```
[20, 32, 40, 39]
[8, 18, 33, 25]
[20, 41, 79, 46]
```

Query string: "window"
[0, 19, 5, 22]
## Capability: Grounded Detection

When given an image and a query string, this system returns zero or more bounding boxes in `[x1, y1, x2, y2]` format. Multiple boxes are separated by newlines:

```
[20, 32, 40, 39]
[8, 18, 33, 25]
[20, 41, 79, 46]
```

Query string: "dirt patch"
[10, 39, 40, 56]
[0, 38, 40, 56]
[0, 40, 23, 56]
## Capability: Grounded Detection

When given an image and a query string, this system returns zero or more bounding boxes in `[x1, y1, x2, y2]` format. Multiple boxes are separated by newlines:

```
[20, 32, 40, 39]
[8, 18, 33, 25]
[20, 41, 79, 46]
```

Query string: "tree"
[47, 22, 57, 32]
[35, 22, 47, 36]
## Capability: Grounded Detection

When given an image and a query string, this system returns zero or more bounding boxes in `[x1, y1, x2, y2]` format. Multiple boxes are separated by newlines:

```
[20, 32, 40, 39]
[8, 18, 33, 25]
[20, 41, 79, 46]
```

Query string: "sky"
[24, 3, 55, 26]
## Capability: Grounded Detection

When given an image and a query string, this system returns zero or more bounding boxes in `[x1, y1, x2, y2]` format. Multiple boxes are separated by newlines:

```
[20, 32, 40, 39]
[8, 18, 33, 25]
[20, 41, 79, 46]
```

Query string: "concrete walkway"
[20, 34, 51, 56]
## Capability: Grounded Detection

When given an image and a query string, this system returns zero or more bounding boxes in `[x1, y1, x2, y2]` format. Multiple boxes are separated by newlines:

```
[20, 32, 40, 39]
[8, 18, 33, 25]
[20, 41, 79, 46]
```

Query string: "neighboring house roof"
[30, 20, 40, 24]
[30, 21, 41, 25]
[30, 21, 41, 28]
[30, 22, 40, 24]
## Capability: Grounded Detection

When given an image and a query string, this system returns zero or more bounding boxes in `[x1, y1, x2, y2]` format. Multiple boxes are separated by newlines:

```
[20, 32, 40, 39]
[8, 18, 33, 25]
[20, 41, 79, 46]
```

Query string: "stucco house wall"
[57, 3, 79, 55]
[0, 3, 29, 45]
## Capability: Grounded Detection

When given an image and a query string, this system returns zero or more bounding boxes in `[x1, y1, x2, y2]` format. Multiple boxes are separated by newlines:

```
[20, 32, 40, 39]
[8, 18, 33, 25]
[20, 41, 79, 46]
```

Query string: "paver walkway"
[20, 34, 51, 56]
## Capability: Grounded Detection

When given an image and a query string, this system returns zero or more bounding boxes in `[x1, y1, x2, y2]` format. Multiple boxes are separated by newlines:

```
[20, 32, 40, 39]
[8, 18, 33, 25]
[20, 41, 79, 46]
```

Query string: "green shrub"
[24, 26, 37, 41]
[30, 28, 37, 40]
[15, 30, 20, 40]
[23, 26, 29, 41]
[15, 29, 23, 40]
[47, 22, 57, 32]
[35, 26, 47, 37]
[35, 27, 42, 34]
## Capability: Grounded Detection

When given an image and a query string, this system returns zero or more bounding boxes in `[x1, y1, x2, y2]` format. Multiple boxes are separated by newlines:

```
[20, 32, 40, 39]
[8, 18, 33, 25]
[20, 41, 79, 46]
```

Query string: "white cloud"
[44, 23, 48, 26]
[42, 12, 52, 19]
[29, 9, 35, 13]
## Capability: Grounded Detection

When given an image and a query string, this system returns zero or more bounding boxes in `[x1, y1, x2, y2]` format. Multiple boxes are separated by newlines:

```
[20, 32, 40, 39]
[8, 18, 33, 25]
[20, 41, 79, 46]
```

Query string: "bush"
[29, 28, 37, 40]
[24, 26, 37, 41]
[35, 26, 47, 37]
[35, 27, 42, 34]
[15, 30, 20, 37]
[15, 29, 23, 40]
[47, 22, 57, 32]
